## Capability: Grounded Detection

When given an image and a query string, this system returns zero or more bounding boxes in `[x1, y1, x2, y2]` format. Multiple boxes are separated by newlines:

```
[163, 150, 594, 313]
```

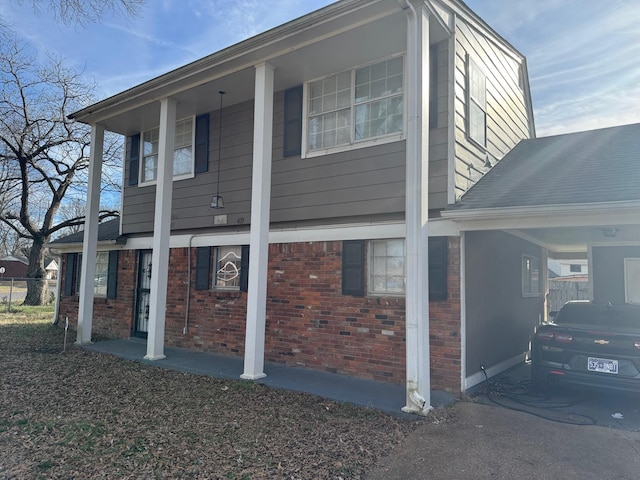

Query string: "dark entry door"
[134, 250, 152, 338]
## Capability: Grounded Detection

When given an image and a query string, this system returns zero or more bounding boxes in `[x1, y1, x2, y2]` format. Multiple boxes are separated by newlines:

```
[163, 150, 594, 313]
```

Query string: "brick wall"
[58, 238, 462, 392]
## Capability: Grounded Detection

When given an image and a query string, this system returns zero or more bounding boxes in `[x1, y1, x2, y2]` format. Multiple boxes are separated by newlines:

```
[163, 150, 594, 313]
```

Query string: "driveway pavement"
[366, 401, 640, 480]
[367, 364, 640, 479]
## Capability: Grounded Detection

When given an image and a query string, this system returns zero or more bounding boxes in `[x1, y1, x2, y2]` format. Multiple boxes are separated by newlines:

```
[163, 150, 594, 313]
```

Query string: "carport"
[440, 123, 640, 390]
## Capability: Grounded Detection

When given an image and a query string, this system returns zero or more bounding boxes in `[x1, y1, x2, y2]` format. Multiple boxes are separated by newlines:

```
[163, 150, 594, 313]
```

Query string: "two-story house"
[54, 0, 535, 414]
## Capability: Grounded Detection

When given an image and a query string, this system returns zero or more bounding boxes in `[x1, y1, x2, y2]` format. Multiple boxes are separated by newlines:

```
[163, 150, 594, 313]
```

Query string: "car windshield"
[555, 303, 640, 328]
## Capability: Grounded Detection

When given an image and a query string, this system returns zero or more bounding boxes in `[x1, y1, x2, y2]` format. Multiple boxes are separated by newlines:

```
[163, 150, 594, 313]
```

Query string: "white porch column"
[145, 97, 177, 360]
[241, 62, 275, 380]
[403, 1, 432, 415]
[76, 123, 104, 345]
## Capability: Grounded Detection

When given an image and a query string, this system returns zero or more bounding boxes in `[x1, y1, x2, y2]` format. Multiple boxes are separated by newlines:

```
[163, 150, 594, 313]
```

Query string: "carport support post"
[241, 62, 274, 380]
[76, 123, 104, 345]
[145, 97, 177, 361]
[403, 1, 432, 415]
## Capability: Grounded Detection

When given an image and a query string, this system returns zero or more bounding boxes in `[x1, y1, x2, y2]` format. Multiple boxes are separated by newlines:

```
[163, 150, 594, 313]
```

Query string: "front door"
[133, 250, 152, 338]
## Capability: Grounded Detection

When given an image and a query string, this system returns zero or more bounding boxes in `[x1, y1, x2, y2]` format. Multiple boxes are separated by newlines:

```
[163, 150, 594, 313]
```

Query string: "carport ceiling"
[507, 224, 640, 255]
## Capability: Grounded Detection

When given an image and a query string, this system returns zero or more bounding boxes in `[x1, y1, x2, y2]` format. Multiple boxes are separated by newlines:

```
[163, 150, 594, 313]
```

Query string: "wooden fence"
[547, 278, 589, 313]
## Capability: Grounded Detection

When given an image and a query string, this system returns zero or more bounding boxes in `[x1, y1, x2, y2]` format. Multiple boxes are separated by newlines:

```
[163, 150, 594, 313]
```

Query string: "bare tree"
[0, 39, 119, 304]
[15, 0, 145, 26]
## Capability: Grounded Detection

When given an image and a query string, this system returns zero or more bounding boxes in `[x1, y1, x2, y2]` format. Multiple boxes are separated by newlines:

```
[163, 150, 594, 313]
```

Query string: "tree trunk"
[24, 237, 48, 305]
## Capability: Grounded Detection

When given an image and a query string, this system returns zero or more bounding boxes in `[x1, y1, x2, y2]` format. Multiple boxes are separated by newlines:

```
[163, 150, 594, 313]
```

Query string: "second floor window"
[467, 57, 486, 147]
[306, 56, 404, 155]
[141, 117, 194, 184]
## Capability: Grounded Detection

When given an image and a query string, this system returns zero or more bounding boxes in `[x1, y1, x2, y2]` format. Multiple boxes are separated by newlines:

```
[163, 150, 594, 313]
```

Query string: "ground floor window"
[624, 258, 640, 304]
[214, 246, 242, 290]
[522, 255, 541, 297]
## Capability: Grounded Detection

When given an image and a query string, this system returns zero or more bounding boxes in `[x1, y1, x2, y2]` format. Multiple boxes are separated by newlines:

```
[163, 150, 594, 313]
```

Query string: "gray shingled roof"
[451, 123, 640, 210]
[50, 218, 123, 245]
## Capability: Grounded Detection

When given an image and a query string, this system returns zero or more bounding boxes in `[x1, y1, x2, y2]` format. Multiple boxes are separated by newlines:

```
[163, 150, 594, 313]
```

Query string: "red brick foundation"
[58, 238, 462, 392]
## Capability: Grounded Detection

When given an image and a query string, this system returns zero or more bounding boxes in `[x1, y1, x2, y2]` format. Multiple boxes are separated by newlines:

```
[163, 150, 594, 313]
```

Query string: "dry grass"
[0, 308, 421, 479]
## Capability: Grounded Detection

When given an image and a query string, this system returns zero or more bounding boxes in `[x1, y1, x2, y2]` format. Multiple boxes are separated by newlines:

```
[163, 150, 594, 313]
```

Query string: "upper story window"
[140, 117, 195, 185]
[305, 56, 404, 157]
[467, 57, 486, 147]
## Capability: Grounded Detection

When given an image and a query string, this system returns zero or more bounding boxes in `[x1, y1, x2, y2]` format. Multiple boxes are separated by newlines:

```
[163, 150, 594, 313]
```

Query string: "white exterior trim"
[459, 231, 467, 391]
[53, 220, 460, 252]
[442, 201, 640, 231]
[464, 352, 526, 391]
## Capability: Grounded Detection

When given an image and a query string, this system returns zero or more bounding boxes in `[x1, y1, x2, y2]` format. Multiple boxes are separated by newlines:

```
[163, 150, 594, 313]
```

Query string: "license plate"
[588, 357, 618, 374]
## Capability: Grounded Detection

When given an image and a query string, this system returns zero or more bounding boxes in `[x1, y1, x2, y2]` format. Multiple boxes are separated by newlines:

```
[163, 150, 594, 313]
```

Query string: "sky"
[1, 0, 639, 137]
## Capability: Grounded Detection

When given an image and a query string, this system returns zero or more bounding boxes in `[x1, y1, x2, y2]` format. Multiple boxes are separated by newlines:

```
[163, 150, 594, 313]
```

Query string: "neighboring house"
[53, 0, 536, 414]
[548, 259, 588, 278]
[45, 258, 59, 280]
[0, 255, 29, 278]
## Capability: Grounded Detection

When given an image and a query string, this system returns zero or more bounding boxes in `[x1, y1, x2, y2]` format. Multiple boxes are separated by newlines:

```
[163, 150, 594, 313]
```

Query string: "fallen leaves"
[0, 315, 420, 479]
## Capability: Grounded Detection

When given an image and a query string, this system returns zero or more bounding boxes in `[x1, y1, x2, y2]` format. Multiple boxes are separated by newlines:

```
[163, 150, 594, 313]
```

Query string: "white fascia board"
[51, 220, 462, 253]
[442, 0, 525, 63]
[48, 241, 122, 253]
[94, 220, 461, 251]
[442, 201, 640, 231]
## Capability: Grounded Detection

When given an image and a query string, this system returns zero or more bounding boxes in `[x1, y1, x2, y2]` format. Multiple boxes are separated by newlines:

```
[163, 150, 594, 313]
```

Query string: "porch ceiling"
[76, 2, 450, 136]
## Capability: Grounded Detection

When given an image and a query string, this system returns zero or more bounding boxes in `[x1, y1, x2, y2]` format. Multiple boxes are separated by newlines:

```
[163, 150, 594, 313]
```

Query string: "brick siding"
[58, 238, 462, 392]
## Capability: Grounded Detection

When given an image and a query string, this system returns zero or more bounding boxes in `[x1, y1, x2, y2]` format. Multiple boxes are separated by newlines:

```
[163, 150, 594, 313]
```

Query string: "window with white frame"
[522, 255, 541, 297]
[467, 57, 486, 147]
[369, 239, 406, 295]
[94, 252, 109, 297]
[214, 246, 242, 290]
[75, 252, 109, 297]
[306, 56, 404, 154]
[140, 117, 194, 184]
[624, 258, 640, 305]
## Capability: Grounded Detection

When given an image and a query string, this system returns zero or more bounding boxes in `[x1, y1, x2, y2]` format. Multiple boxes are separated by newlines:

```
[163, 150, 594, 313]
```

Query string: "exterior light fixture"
[211, 90, 225, 209]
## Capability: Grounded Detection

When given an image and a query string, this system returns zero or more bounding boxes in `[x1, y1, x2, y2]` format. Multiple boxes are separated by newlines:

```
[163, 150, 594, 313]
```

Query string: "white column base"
[240, 372, 267, 380]
[143, 354, 166, 361]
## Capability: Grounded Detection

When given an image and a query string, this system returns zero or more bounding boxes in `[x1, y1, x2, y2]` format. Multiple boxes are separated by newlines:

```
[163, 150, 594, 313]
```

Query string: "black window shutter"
[194, 114, 210, 173]
[342, 240, 365, 297]
[240, 245, 250, 292]
[283, 85, 303, 157]
[195, 247, 211, 291]
[106, 250, 119, 299]
[64, 253, 77, 296]
[127, 134, 140, 186]
[428, 236, 448, 301]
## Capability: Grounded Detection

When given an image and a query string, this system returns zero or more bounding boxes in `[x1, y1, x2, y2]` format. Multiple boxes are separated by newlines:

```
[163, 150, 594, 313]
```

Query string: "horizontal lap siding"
[122, 90, 411, 235]
[453, 20, 533, 200]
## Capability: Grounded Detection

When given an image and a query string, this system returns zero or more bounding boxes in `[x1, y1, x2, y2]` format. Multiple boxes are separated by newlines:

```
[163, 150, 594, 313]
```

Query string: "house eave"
[68, 0, 389, 125]
[442, 201, 640, 231]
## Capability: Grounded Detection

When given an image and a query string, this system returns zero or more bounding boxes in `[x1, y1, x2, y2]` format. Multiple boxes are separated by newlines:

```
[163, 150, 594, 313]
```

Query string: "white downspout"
[402, 0, 432, 415]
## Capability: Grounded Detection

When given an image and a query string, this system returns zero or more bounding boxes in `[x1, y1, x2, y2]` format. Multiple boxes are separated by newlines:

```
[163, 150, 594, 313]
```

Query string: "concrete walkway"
[82, 338, 454, 416]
